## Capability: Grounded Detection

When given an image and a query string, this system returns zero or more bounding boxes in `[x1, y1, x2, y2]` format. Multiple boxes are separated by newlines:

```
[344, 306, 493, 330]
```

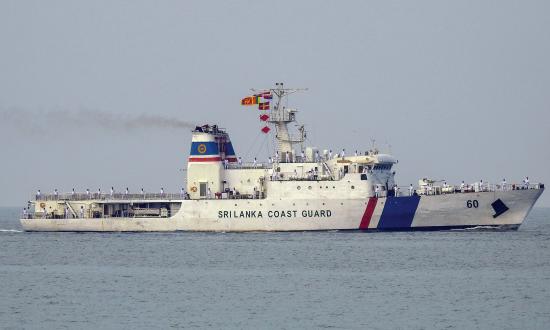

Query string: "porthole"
[351, 186, 355, 189]
[297, 186, 301, 190]
[234, 204, 237, 207]
[308, 186, 312, 190]
[333, 186, 336, 189]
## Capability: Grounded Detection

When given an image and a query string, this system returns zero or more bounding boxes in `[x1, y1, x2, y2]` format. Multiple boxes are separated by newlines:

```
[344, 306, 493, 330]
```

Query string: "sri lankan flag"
[241, 96, 260, 105]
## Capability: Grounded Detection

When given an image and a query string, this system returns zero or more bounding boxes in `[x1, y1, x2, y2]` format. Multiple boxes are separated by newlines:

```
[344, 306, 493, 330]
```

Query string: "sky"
[0, 0, 549, 207]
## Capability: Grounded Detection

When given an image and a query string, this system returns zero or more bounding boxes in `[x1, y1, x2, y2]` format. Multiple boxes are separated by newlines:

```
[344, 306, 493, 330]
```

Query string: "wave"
[450, 226, 501, 231]
[0, 229, 23, 233]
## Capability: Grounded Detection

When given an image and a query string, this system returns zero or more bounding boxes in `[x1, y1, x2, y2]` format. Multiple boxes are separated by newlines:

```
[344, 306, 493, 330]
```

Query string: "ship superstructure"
[20, 84, 544, 232]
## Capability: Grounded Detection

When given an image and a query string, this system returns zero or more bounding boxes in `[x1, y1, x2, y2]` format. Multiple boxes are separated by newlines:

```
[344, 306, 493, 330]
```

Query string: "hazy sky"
[1, 0, 549, 207]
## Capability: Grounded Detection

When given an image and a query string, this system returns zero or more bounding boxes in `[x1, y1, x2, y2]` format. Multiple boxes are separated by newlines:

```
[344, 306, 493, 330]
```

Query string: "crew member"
[253, 157, 257, 168]
[409, 184, 414, 196]
[36, 189, 41, 199]
[110, 187, 114, 197]
[375, 185, 380, 198]
[80, 206, 84, 218]
[501, 178, 507, 191]
[180, 187, 185, 198]
[238, 157, 243, 167]
[460, 181, 465, 192]
[160, 187, 164, 196]
[125, 187, 129, 195]
[524, 176, 529, 188]
[207, 187, 212, 199]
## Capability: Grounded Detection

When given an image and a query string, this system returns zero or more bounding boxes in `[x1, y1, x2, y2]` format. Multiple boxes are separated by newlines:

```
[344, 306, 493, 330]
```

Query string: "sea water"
[1, 207, 549, 329]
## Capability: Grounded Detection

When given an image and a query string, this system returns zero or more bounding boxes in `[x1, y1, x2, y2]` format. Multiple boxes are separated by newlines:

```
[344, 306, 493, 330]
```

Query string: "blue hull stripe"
[377, 196, 421, 229]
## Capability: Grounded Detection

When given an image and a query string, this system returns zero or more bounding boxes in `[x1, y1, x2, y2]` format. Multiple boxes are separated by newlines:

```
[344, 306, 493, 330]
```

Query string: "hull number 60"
[467, 200, 479, 208]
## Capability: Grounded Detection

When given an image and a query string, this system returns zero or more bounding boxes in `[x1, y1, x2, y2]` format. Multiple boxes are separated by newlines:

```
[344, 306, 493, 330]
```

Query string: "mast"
[252, 83, 308, 162]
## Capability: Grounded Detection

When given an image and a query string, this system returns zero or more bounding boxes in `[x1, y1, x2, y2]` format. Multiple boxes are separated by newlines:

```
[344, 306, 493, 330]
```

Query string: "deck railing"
[34, 192, 186, 201]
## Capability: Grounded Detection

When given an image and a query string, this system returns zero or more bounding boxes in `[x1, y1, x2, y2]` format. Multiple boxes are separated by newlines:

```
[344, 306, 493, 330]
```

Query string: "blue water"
[1, 207, 549, 329]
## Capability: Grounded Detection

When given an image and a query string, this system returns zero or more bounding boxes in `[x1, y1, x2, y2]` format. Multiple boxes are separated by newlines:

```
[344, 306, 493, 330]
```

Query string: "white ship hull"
[20, 188, 543, 232]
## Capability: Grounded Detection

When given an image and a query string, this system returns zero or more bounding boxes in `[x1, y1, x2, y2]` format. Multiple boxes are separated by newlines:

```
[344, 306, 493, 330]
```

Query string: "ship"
[20, 84, 544, 232]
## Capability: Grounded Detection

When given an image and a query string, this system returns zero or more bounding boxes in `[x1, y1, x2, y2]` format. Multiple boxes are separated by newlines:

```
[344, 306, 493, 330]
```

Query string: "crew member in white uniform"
[125, 187, 129, 195]
[253, 157, 257, 168]
[160, 187, 164, 196]
[207, 188, 212, 199]
[80, 206, 84, 218]
[524, 176, 529, 188]
[22, 207, 27, 219]
[238, 157, 243, 167]
[110, 187, 114, 197]
[375, 185, 380, 198]
[460, 181, 465, 192]
[54, 189, 58, 198]
[409, 184, 414, 196]
[141, 188, 145, 196]
[501, 178, 507, 191]
[180, 187, 185, 198]
[86, 189, 90, 198]
[328, 150, 332, 160]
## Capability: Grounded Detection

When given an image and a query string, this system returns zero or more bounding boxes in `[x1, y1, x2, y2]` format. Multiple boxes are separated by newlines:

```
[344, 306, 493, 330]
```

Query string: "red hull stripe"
[359, 197, 378, 229]
[188, 157, 222, 162]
